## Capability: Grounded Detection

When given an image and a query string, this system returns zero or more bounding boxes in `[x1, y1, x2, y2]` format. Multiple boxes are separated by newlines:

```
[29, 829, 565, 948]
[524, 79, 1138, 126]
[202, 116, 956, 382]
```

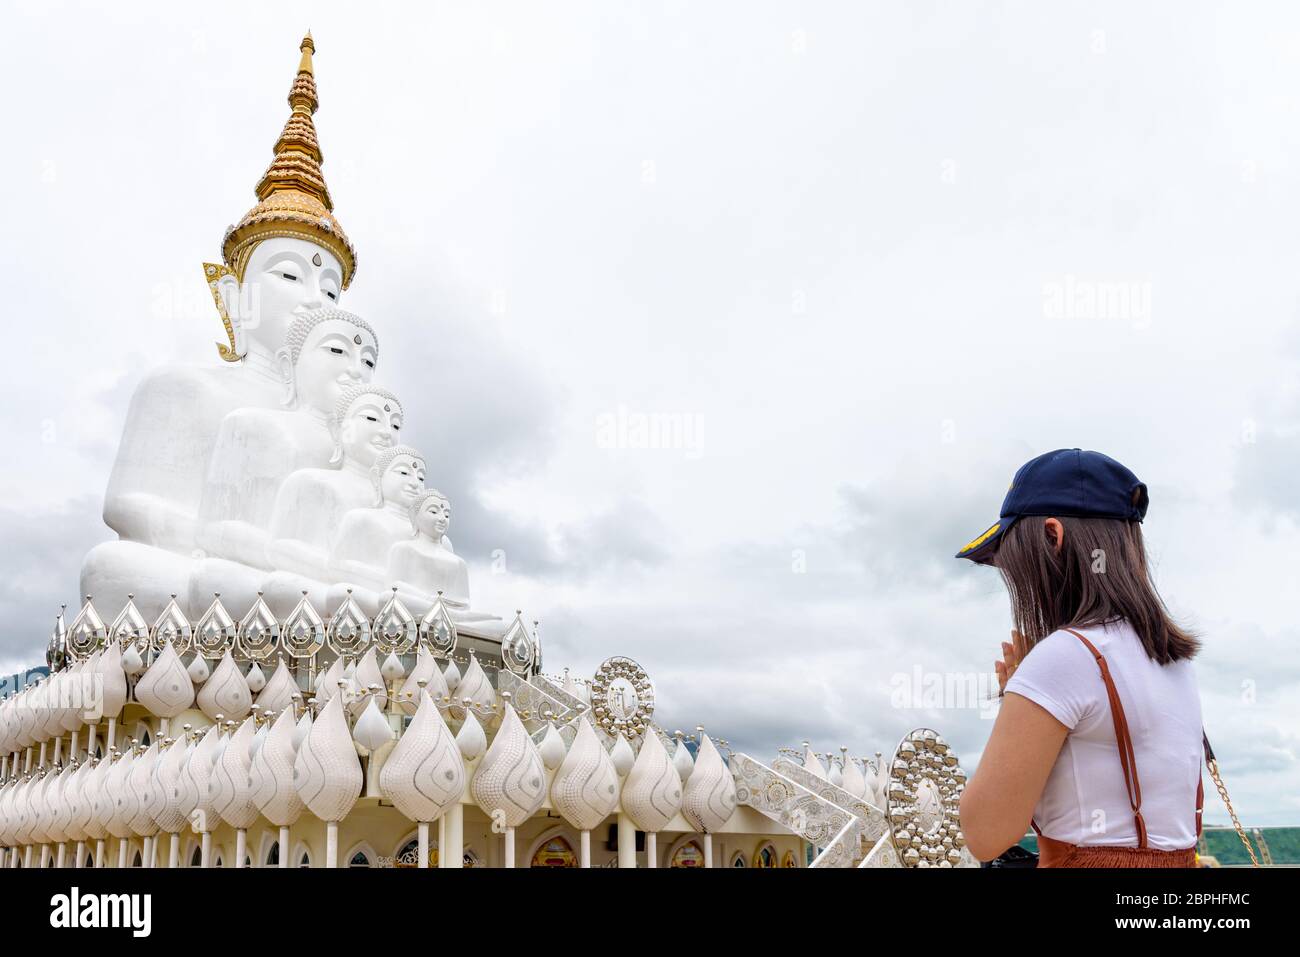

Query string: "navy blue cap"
[955, 448, 1148, 564]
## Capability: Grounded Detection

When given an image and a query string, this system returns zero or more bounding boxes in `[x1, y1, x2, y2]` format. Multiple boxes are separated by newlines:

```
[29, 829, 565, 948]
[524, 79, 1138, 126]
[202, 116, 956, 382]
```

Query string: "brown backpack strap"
[1196, 732, 1213, 839]
[1063, 628, 1148, 848]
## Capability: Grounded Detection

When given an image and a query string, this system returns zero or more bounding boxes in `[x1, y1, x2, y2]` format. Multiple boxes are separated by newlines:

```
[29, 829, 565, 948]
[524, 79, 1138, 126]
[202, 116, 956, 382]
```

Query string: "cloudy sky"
[2, 0, 1297, 824]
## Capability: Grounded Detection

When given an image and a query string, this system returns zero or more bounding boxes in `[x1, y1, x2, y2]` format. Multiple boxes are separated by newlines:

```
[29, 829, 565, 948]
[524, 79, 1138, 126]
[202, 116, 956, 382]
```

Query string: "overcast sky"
[2, 0, 1297, 825]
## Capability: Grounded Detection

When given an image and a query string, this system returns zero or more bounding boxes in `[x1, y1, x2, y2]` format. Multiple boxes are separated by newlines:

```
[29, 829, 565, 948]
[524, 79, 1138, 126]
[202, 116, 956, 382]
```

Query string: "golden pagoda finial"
[219, 31, 357, 300]
[299, 31, 315, 75]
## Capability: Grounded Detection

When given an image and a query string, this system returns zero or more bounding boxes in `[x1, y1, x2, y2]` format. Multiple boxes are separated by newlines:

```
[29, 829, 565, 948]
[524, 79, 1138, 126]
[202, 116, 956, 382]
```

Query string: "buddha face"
[338, 392, 402, 469]
[286, 319, 378, 413]
[218, 237, 344, 357]
[417, 496, 452, 540]
[380, 454, 426, 508]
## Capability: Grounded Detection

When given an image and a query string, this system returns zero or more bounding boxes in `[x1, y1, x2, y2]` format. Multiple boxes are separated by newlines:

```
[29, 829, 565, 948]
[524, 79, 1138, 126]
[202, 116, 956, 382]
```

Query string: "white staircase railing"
[729, 752, 862, 868]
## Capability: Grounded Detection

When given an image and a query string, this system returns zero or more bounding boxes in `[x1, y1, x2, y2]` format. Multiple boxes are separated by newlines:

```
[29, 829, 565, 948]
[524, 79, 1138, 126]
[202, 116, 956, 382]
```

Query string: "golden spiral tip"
[299, 31, 316, 73]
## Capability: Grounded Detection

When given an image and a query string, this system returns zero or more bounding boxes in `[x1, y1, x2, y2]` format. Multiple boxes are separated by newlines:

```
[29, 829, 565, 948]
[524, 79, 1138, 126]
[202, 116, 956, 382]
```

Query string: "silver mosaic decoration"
[886, 727, 967, 868]
[589, 656, 654, 738]
[418, 594, 457, 659]
[499, 613, 535, 677]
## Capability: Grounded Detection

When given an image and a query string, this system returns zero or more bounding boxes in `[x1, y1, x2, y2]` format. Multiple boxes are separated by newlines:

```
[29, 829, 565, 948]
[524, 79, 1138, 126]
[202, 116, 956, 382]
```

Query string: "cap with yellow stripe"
[954, 518, 1014, 565]
[954, 448, 1148, 566]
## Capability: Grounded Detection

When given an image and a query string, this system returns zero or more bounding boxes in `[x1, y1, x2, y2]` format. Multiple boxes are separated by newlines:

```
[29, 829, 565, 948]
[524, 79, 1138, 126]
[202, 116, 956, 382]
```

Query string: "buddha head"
[329, 384, 404, 469]
[277, 307, 379, 413]
[213, 238, 347, 364]
[370, 446, 427, 509]
[409, 489, 452, 542]
[211, 35, 357, 365]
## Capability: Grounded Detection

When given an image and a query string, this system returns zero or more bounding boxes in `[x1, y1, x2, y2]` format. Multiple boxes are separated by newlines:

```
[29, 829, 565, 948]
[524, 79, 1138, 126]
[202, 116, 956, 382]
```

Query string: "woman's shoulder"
[1006, 631, 1103, 729]
[1022, 627, 1101, 670]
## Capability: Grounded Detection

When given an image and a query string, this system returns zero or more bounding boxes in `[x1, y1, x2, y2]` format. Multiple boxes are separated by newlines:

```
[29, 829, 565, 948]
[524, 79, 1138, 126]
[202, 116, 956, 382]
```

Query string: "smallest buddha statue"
[387, 489, 476, 618]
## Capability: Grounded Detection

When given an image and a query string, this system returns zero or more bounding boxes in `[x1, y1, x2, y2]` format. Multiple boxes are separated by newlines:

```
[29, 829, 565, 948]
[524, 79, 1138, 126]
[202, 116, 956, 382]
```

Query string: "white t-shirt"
[1003, 618, 1203, 850]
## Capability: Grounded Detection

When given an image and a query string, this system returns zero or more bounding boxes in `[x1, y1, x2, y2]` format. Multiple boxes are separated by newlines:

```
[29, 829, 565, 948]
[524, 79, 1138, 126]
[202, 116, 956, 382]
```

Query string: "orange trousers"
[1036, 834, 1198, 868]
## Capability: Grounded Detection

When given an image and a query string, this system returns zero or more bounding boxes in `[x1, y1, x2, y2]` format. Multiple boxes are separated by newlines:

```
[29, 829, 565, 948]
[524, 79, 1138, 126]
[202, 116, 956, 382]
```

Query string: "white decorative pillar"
[503, 827, 515, 868]
[443, 803, 463, 868]
[325, 821, 338, 868]
[617, 814, 636, 868]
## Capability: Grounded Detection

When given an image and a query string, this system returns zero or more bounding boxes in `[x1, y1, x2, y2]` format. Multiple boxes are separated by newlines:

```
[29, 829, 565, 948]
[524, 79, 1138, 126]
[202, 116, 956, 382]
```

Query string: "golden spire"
[299, 30, 315, 75]
[221, 32, 357, 288]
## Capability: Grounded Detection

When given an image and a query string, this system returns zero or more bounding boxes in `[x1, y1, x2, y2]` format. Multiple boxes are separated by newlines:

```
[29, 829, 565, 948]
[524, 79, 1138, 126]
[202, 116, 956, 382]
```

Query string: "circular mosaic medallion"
[589, 656, 654, 738]
[885, 727, 967, 868]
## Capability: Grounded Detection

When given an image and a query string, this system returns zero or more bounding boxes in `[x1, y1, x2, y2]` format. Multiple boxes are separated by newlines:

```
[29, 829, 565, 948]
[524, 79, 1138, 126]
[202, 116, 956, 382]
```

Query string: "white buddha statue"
[186, 308, 378, 613]
[195, 307, 379, 568]
[387, 489, 480, 620]
[261, 384, 404, 615]
[81, 34, 358, 620]
[327, 446, 426, 595]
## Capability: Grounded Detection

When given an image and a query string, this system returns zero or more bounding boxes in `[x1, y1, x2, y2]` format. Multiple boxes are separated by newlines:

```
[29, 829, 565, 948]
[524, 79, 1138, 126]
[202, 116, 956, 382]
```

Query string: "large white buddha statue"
[261, 384, 404, 614]
[81, 34, 358, 620]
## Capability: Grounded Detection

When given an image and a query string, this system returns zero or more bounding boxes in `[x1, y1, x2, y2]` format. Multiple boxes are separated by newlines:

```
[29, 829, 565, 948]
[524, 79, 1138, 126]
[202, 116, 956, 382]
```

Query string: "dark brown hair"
[993, 516, 1199, 664]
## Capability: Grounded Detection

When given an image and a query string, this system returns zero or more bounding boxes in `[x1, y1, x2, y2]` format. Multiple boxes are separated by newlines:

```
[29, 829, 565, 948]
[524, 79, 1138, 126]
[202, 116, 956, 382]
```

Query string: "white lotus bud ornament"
[398, 646, 446, 715]
[672, 732, 694, 782]
[380, 652, 405, 683]
[245, 663, 267, 694]
[250, 707, 306, 827]
[537, 722, 566, 771]
[187, 655, 211, 684]
[213, 716, 260, 830]
[550, 718, 619, 832]
[455, 709, 486, 762]
[840, 750, 866, 799]
[123, 642, 146, 676]
[294, 693, 363, 823]
[177, 724, 223, 827]
[127, 741, 161, 838]
[134, 641, 195, 718]
[196, 650, 252, 721]
[149, 738, 192, 834]
[314, 657, 345, 704]
[470, 702, 545, 828]
[610, 733, 635, 777]
[352, 696, 392, 753]
[255, 658, 299, 714]
[802, 744, 826, 781]
[104, 749, 137, 841]
[96, 641, 129, 719]
[622, 728, 683, 833]
[449, 653, 494, 719]
[350, 647, 387, 715]
[76, 757, 110, 843]
[378, 689, 464, 823]
[443, 659, 461, 693]
[681, 733, 737, 833]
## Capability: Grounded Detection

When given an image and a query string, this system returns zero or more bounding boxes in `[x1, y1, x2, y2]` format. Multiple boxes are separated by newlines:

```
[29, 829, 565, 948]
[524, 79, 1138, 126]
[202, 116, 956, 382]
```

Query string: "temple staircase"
[730, 752, 888, 867]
